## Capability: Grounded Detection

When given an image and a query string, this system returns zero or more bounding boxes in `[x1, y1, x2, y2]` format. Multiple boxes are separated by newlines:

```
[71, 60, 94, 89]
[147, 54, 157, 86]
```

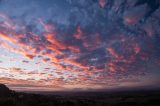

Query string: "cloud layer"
[0, 0, 160, 91]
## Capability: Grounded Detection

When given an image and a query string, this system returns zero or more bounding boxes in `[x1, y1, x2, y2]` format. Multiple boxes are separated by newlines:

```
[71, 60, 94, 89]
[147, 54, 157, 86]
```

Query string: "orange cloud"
[107, 47, 123, 59]
[0, 32, 16, 43]
[25, 54, 35, 60]
[68, 45, 80, 53]
[73, 26, 84, 40]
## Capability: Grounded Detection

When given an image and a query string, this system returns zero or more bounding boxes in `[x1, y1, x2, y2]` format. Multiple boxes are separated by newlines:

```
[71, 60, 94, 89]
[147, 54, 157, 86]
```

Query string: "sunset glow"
[0, 0, 160, 91]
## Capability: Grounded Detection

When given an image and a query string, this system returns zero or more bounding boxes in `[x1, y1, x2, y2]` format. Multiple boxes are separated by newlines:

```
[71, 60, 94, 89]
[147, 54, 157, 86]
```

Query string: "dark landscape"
[0, 84, 160, 106]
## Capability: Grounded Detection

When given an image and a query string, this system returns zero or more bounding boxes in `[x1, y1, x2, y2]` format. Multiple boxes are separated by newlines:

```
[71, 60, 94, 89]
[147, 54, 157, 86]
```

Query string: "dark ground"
[0, 84, 160, 106]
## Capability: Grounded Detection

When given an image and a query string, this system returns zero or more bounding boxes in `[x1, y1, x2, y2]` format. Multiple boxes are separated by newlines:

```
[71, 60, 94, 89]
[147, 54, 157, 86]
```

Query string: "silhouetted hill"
[0, 84, 11, 97]
[0, 84, 160, 106]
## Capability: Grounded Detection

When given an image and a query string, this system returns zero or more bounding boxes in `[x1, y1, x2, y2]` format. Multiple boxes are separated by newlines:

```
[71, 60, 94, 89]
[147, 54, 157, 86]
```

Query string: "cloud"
[123, 4, 148, 25]
[0, 0, 159, 90]
[99, 0, 107, 8]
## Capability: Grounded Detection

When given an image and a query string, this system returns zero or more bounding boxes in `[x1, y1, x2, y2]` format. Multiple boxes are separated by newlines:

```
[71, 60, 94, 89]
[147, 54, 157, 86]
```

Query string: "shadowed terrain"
[0, 84, 160, 106]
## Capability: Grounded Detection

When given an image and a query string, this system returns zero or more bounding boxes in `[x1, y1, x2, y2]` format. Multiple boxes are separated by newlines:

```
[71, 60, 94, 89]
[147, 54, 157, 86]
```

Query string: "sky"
[0, 0, 160, 91]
